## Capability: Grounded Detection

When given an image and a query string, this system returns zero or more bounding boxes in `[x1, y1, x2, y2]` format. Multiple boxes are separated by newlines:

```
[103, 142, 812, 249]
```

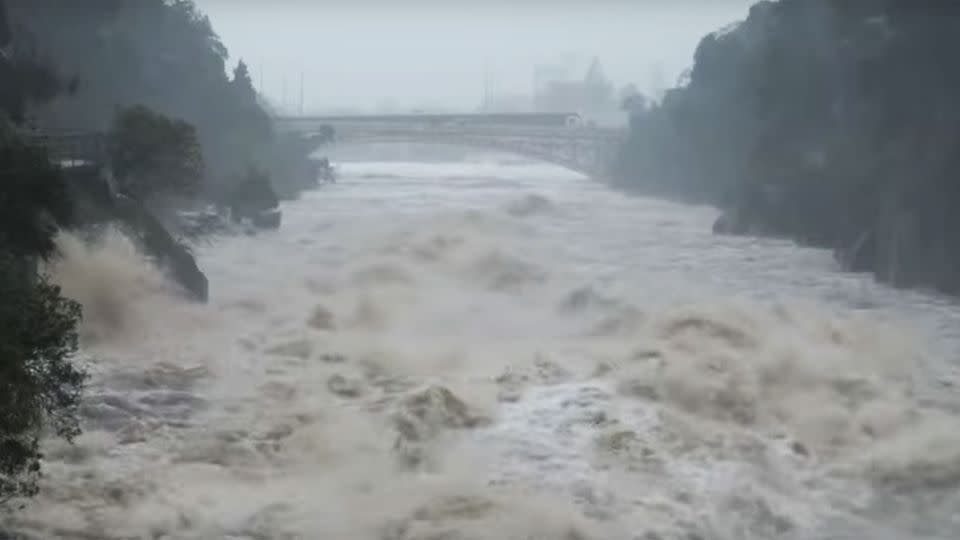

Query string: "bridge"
[18, 129, 109, 167]
[274, 112, 626, 179]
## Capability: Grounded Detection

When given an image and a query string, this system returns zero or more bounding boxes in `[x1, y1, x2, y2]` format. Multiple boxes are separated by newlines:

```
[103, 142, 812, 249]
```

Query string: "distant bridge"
[274, 112, 625, 179]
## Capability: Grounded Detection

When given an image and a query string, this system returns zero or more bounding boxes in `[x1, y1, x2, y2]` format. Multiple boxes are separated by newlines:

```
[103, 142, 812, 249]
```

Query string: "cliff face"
[615, 0, 960, 294]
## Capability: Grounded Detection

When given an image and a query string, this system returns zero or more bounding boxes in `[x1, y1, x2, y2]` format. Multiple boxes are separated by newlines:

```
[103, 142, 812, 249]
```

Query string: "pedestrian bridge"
[273, 113, 625, 179]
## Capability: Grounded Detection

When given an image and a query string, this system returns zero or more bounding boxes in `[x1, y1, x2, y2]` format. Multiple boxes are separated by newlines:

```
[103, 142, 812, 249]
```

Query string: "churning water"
[7, 147, 960, 539]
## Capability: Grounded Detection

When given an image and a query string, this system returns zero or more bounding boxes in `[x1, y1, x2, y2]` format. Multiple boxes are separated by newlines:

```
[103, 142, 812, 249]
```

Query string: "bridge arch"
[321, 133, 602, 178]
[285, 127, 621, 180]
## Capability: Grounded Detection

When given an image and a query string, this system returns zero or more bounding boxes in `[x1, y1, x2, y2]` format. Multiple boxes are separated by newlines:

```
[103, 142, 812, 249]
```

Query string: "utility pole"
[282, 75, 288, 113]
[299, 71, 304, 115]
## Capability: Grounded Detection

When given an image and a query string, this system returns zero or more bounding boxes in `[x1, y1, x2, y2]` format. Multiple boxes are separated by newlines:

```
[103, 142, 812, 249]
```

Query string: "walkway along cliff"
[29, 131, 209, 302]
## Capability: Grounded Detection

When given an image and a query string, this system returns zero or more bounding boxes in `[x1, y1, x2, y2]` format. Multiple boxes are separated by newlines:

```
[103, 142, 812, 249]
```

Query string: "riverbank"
[612, 0, 960, 298]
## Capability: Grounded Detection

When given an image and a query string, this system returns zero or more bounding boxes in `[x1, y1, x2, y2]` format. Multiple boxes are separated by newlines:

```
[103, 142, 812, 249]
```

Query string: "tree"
[0, 254, 85, 504]
[0, 135, 84, 506]
[110, 105, 204, 201]
[227, 166, 278, 220]
[231, 59, 256, 101]
[0, 140, 72, 259]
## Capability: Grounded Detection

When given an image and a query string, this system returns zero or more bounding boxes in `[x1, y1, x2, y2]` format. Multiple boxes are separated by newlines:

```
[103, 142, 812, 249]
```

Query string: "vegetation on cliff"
[6, 0, 271, 181]
[614, 0, 960, 293]
[0, 17, 86, 501]
[110, 105, 204, 202]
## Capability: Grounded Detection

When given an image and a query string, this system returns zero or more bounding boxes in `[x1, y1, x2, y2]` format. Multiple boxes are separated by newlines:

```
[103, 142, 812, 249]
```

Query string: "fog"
[194, 0, 756, 113]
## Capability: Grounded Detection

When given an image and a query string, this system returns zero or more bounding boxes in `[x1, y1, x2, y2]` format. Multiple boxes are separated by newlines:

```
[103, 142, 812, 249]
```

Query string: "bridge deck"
[275, 112, 583, 128]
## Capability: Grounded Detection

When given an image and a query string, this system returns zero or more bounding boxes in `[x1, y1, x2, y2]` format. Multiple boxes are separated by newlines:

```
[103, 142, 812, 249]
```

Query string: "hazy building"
[532, 57, 626, 126]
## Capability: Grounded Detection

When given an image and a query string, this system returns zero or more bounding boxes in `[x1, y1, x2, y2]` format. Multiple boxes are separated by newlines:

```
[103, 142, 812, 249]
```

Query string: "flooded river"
[9, 148, 960, 539]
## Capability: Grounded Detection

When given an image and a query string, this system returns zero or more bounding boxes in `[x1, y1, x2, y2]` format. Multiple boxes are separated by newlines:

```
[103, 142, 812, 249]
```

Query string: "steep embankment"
[614, 0, 960, 294]
[63, 164, 208, 301]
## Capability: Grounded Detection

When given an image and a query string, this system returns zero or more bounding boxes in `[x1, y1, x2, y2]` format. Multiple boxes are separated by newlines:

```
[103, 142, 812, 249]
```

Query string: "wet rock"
[326, 374, 364, 398]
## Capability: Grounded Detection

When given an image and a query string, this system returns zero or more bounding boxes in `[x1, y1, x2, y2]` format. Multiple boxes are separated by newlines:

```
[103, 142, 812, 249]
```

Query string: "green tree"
[0, 139, 85, 505]
[227, 166, 278, 220]
[0, 254, 85, 504]
[110, 105, 204, 201]
[231, 59, 256, 101]
[7, 0, 275, 182]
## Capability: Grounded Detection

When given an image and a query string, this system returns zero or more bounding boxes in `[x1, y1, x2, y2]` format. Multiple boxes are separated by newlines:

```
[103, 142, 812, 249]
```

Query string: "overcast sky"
[194, 0, 757, 114]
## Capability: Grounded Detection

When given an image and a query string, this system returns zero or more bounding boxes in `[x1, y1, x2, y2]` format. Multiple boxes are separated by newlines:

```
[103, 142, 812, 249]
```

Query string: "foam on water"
[7, 151, 960, 539]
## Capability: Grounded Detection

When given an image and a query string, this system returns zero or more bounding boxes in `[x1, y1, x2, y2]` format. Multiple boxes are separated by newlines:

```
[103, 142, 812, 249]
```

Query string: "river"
[10, 147, 960, 539]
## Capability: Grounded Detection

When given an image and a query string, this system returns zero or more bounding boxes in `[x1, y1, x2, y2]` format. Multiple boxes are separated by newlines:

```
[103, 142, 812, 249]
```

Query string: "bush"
[0, 253, 85, 504]
[227, 166, 278, 220]
[110, 105, 204, 201]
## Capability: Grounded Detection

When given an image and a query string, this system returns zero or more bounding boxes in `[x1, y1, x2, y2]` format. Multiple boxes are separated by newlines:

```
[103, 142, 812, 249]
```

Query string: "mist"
[7, 1, 960, 539]
[195, 0, 755, 112]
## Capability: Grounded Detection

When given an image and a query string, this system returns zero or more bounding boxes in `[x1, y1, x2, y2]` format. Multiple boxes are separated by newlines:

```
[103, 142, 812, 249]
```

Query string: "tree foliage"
[227, 166, 278, 220]
[0, 0, 67, 125]
[0, 254, 85, 504]
[0, 140, 72, 258]
[5, 0, 273, 180]
[0, 117, 85, 507]
[614, 0, 960, 293]
[110, 105, 204, 201]
[1, 6, 86, 502]
[0, 141, 84, 506]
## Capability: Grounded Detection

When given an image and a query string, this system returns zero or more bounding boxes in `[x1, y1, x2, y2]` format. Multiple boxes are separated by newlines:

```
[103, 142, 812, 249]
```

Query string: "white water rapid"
[8, 147, 960, 539]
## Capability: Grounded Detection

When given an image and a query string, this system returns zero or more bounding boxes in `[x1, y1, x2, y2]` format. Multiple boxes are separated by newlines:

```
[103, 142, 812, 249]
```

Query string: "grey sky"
[194, 1, 757, 113]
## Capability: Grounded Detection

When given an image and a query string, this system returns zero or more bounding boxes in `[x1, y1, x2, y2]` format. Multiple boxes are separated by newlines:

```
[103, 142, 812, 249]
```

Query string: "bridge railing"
[17, 129, 109, 167]
[278, 122, 625, 142]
